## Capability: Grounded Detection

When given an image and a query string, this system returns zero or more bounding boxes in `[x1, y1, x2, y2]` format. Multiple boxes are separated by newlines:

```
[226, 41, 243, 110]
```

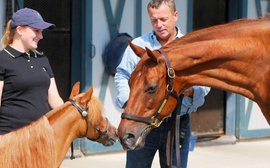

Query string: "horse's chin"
[100, 136, 118, 146]
[121, 126, 152, 150]
[132, 135, 146, 150]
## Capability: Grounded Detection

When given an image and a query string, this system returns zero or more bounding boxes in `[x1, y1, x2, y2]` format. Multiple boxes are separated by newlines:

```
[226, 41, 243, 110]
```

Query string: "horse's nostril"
[123, 133, 135, 145]
[126, 133, 135, 139]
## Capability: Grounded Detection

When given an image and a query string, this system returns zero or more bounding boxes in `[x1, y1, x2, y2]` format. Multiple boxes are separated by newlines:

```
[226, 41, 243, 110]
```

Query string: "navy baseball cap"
[11, 8, 55, 29]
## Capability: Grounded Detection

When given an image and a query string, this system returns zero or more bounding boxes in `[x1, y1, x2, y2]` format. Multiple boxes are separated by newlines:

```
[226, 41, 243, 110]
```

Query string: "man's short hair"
[147, 0, 176, 14]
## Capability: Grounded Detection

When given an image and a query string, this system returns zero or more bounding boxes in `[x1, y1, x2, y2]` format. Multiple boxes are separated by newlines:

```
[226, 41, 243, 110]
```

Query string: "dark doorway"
[190, 0, 228, 137]
[23, 0, 71, 100]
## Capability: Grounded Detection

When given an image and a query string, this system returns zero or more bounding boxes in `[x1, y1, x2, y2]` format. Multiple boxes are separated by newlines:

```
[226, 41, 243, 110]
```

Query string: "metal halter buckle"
[82, 110, 88, 117]
[151, 117, 165, 128]
[167, 67, 175, 78]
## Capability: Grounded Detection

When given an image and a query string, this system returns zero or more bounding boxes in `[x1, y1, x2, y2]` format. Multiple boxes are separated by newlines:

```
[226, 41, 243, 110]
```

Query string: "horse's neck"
[47, 105, 85, 166]
[0, 117, 57, 167]
[166, 36, 269, 102]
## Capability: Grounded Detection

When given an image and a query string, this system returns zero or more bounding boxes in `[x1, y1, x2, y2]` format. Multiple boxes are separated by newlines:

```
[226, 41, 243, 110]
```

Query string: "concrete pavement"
[60, 137, 270, 168]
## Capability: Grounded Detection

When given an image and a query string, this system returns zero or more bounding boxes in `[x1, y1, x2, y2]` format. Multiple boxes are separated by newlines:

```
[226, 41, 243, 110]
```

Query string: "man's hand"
[183, 87, 194, 98]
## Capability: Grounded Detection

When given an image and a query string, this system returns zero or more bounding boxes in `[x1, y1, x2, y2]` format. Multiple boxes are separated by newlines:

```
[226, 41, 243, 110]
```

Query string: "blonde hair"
[1, 20, 15, 49]
[1, 20, 43, 55]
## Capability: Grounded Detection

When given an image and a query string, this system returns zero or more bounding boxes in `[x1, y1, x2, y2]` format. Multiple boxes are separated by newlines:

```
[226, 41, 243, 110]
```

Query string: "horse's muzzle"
[100, 123, 118, 146]
[118, 122, 152, 150]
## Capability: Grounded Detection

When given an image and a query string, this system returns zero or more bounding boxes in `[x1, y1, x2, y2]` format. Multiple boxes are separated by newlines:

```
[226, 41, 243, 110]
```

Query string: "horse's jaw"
[118, 121, 152, 150]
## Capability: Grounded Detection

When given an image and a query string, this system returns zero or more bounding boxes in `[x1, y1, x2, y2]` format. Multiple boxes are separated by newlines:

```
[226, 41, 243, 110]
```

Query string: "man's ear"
[128, 40, 146, 58]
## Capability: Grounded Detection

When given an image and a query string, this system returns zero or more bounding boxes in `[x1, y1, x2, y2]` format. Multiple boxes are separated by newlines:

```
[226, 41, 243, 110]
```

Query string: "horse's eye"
[146, 85, 157, 94]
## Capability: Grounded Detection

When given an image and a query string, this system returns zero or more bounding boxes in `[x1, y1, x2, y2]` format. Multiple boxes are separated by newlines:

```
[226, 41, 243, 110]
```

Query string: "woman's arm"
[48, 78, 64, 109]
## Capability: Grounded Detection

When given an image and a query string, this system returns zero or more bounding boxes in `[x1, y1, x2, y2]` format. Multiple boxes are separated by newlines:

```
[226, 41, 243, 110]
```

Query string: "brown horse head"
[69, 82, 118, 146]
[118, 43, 178, 150]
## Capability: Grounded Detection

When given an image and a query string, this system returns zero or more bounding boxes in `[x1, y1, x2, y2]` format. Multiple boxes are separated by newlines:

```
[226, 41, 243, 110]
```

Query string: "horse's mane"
[164, 18, 270, 50]
[88, 96, 103, 127]
[0, 116, 57, 168]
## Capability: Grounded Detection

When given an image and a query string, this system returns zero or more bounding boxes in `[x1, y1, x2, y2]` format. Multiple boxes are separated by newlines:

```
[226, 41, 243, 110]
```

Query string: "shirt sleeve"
[114, 45, 140, 109]
[180, 86, 211, 115]
[43, 56, 54, 78]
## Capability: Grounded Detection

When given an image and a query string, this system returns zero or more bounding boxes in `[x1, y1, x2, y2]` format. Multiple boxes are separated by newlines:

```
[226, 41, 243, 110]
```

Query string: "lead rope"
[70, 142, 75, 160]
[166, 94, 183, 168]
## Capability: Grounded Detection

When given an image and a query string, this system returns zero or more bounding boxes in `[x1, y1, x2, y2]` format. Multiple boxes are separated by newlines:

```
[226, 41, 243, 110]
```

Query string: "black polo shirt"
[0, 46, 54, 134]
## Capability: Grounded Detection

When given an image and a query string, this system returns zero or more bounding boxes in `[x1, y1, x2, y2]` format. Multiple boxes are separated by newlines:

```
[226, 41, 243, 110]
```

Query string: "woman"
[0, 8, 64, 134]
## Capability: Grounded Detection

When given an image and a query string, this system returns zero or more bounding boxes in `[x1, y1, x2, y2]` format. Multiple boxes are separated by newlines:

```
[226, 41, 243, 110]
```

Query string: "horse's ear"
[81, 86, 94, 104]
[128, 40, 145, 58]
[145, 47, 161, 63]
[69, 81, 80, 99]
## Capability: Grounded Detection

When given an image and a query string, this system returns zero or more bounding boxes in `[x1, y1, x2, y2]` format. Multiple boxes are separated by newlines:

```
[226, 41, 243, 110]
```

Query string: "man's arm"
[114, 45, 140, 109]
[182, 86, 211, 113]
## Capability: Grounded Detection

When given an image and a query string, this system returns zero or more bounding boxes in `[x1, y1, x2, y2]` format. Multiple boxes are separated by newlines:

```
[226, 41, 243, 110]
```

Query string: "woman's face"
[17, 26, 43, 51]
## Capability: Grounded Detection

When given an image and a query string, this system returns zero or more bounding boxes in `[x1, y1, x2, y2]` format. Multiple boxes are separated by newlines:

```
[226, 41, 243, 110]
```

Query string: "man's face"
[148, 2, 178, 42]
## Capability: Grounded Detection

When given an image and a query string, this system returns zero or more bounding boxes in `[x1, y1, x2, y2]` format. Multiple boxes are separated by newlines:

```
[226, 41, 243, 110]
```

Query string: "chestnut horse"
[0, 82, 117, 167]
[118, 18, 270, 150]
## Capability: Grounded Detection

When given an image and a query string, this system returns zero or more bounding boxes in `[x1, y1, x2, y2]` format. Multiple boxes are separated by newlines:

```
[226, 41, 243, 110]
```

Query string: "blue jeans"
[126, 114, 191, 168]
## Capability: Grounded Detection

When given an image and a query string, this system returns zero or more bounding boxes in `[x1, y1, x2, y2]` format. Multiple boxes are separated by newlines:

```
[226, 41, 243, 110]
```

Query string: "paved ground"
[60, 137, 270, 168]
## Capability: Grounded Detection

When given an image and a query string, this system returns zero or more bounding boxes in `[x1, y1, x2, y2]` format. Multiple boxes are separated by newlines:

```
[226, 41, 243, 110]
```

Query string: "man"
[115, 0, 210, 167]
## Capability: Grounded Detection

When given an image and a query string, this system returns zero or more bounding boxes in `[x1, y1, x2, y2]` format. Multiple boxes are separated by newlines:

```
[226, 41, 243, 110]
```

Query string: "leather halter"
[121, 48, 179, 128]
[69, 99, 108, 139]
[69, 98, 109, 160]
[70, 99, 89, 137]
